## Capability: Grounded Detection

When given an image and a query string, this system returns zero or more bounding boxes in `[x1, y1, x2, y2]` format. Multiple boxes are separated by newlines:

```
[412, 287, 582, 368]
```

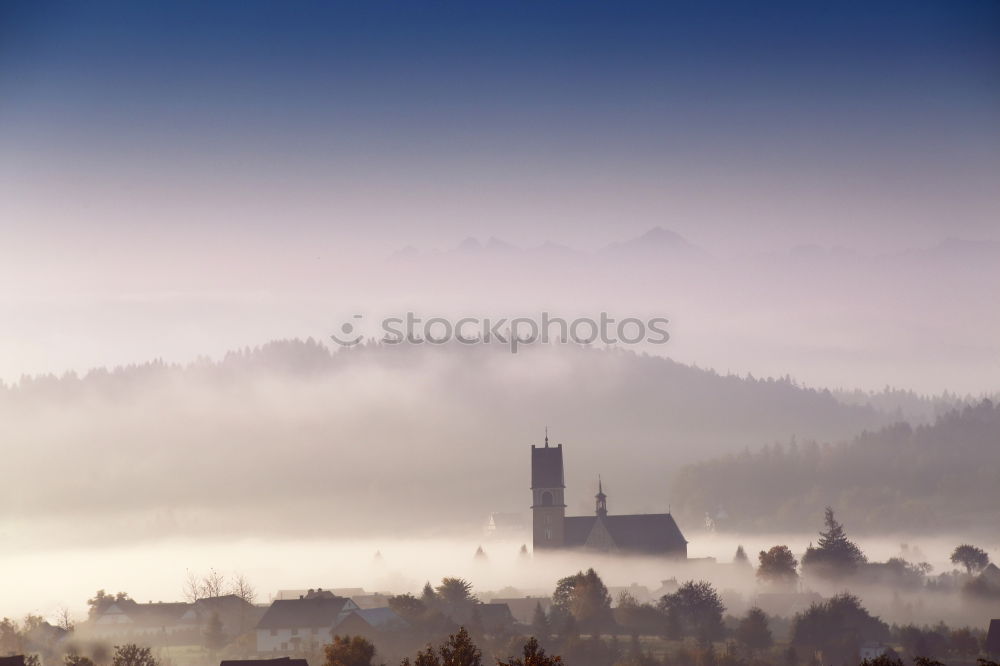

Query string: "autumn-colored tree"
[410, 627, 482, 666]
[552, 569, 614, 634]
[757, 545, 799, 588]
[325, 635, 376, 666]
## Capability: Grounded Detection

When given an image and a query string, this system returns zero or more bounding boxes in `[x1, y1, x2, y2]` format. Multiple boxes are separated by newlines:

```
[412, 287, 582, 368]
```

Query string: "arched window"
[541, 491, 553, 506]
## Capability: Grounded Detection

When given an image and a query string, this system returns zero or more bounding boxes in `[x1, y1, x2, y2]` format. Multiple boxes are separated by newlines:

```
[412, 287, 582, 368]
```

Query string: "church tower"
[531, 432, 566, 549]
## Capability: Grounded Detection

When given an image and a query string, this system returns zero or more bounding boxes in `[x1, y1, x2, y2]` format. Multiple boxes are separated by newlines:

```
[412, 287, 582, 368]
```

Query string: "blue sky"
[0, 2, 1000, 244]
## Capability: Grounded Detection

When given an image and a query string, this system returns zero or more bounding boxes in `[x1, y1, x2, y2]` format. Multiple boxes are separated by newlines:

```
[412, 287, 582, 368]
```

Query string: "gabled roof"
[335, 608, 406, 630]
[473, 603, 516, 632]
[563, 513, 686, 554]
[986, 619, 1000, 654]
[256, 597, 355, 630]
[488, 597, 552, 623]
[195, 595, 254, 610]
[101, 601, 191, 627]
[980, 563, 1000, 584]
[443, 602, 514, 629]
[601, 514, 687, 553]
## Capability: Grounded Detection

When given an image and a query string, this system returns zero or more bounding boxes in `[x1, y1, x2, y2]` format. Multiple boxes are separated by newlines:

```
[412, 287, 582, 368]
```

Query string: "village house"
[255, 595, 359, 653]
[86, 595, 260, 645]
[179, 595, 263, 638]
[88, 600, 191, 639]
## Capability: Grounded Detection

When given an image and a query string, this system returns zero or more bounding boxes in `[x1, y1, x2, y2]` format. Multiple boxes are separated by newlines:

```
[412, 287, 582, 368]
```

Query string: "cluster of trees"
[62, 644, 158, 666]
[747, 509, 867, 587]
[671, 400, 1000, 532]
[385, 577, 484, 636]
[791, 594, 888, 665]
[322, 628, 562, 666]
[10, 571, 999, 666]
[534, 569, 742, 652]
[526, 568, 998, 666]
[746, 510, 997, 604]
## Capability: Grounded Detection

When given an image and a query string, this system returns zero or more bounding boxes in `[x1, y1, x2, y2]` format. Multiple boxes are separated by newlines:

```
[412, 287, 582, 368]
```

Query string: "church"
[531, 436, 687, 558]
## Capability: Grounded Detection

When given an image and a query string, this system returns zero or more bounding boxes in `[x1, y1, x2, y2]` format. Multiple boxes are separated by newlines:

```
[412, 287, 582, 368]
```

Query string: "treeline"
[670, 401, 1000, 532]
[7, 566, 999, 666]
[2, 339, 903, 540]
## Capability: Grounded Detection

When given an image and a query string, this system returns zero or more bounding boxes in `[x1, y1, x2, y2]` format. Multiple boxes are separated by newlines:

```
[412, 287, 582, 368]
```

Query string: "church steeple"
[531, 432, 566, 549]
[595, 476, 608, 518]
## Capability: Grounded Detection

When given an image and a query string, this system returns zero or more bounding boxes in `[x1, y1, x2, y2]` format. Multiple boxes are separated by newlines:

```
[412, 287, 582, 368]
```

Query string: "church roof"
[564, 516, 597, 546]
[603, 513, 687, 553]
[531, 444, 564, 488]
[564, 513, 686, 554]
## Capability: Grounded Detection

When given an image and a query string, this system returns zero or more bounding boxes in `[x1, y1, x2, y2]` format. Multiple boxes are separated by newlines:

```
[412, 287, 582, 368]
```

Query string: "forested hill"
[0, 339, 907, 541]
[670, 400, 1000, 534]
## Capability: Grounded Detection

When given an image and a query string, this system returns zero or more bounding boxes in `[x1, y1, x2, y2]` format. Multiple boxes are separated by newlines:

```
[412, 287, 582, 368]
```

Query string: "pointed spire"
[595, 476, 608, 517]
[544, 426, 549, 447]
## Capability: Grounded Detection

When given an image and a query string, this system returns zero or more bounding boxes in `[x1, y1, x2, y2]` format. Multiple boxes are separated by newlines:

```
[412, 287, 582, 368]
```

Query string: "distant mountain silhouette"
[387, 227, 704, 261]
[597, 226, 708, 260]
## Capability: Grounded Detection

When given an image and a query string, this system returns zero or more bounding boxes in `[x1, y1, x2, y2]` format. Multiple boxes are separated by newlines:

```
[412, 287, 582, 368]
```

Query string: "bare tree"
[202, 568, 226, 598]
[184, 568, 227, 601]
[56, 607, 74, 631]
[229, 574, 257, 605]
[183, 570, 202, 602]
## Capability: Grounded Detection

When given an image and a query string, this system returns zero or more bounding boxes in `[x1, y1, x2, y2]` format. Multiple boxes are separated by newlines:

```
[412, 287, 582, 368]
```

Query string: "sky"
[1, 1, 999, 385]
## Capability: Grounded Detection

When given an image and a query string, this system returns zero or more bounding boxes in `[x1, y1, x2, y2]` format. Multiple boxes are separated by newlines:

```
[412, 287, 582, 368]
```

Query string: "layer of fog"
[0, 341, 910, 549]
[4, 533, 998, 630]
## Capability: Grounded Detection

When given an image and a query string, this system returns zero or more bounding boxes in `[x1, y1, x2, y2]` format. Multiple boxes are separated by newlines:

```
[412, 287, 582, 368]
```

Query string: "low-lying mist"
[5, 533, 997, 631]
